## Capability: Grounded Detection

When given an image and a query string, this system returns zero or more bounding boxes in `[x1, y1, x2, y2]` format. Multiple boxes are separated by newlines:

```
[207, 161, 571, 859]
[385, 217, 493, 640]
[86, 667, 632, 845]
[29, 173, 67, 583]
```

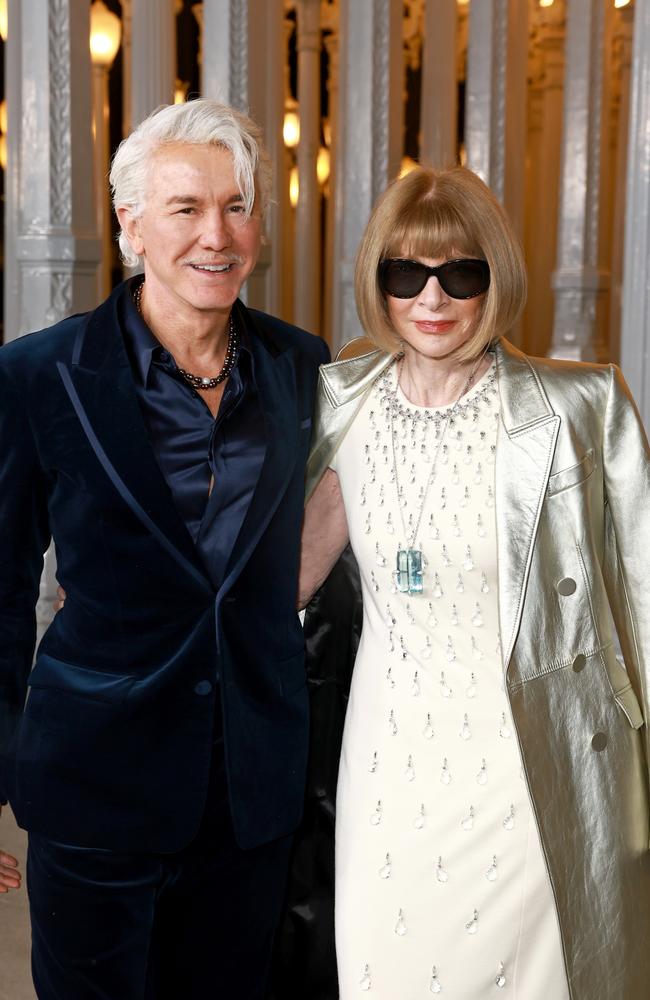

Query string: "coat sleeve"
[601, 364, 650, 765]
[0, 361, 50, 802]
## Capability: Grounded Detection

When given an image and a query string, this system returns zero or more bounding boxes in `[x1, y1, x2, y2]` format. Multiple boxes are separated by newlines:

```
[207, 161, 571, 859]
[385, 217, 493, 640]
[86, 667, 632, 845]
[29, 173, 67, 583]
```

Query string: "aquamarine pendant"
[394, 546, 424, 594]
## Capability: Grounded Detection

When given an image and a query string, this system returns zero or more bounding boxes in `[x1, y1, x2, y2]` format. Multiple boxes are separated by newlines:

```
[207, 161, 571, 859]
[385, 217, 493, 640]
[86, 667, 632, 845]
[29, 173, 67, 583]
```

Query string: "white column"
[332, 0, 403, 356]
[130, 0, 176, 126]
[621, 0, 650, 425]
[200, 0, 248, 109]
[199, 0, 285, 316]
[465, 0, 528, 236]
[549, 0, 606, 362]
[4, 0, 102, 637]
[420, 0, 457, 168]
[293, 0, 321, 334]
[4, 0, 101, 343]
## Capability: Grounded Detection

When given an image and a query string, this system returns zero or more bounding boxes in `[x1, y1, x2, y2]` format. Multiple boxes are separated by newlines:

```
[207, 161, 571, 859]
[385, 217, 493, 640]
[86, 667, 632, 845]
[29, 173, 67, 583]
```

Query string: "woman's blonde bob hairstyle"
[355, 166, 527, 362]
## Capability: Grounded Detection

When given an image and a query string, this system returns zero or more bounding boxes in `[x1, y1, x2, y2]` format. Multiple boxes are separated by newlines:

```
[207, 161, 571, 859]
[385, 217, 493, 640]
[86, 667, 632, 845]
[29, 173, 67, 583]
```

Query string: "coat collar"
[59, 282, 298, 596]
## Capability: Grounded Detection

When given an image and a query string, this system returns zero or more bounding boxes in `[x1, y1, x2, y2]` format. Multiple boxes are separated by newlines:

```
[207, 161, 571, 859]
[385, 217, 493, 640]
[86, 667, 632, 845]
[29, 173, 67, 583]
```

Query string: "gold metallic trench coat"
[305, 337, 650, 1000]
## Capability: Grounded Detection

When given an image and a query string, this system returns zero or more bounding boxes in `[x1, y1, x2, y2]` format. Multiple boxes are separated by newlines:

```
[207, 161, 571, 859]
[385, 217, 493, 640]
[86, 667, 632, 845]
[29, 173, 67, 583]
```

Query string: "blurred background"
[3, 2, 648, 383]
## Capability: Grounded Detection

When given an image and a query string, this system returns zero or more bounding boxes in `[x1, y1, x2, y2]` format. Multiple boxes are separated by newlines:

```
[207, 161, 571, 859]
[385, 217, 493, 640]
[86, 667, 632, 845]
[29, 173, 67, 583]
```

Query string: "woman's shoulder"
[497, 337, 614, 407]
[318, 339, 392, 408]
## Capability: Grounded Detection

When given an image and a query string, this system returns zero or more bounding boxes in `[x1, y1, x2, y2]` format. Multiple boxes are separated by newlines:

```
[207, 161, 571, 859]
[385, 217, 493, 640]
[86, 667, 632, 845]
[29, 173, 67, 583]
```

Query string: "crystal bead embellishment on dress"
[435, 856, 449, 883]
[461, 805, 475, 831]
[359, 964, 372, 991]
[465, 909, 479, 935]
[395, 909, 407, 936]
[495, 963, 507, 988]
[379, 853, 392, 879]
[370, 800, 382, 826]
[503, 804, 515, 830]
[429, 967, 442, 994]
[485, 856, 499, 882]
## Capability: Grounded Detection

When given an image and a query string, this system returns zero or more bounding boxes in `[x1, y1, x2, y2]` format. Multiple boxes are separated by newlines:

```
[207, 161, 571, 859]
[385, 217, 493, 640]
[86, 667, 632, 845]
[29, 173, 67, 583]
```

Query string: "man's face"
[119, 143, 262, 320]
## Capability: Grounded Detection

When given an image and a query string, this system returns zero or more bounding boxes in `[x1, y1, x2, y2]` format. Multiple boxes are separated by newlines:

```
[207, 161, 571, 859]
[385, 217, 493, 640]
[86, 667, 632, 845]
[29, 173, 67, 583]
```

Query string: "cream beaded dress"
[331, 358, 570, 999]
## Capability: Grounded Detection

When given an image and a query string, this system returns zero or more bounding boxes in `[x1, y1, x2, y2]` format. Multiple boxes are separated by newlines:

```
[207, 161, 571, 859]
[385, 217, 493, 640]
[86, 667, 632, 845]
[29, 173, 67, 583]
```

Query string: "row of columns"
[4, 1, 650, 386]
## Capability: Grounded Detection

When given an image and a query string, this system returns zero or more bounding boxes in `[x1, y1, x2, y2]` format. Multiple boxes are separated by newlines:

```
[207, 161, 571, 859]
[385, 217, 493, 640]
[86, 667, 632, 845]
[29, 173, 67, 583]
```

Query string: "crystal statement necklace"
[133, 280, 239, 389]
[384, 351, 488, 596]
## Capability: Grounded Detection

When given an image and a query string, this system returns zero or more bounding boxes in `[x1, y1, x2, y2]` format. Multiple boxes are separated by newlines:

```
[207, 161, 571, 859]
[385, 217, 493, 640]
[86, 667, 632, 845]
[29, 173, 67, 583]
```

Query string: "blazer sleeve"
[0, 361, 50, 801]
[601, 364, 650, 764]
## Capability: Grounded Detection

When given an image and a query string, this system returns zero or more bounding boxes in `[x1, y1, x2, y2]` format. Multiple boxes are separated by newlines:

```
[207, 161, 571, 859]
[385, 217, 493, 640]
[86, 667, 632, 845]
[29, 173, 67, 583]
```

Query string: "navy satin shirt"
[120, 286, 266, 590]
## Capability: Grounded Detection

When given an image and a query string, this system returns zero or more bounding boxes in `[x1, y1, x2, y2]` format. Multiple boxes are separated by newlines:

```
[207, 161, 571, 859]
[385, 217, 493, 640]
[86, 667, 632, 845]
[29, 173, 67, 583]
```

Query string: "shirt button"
[194, 680, 212, 696]
[591, 732, 607, 752]
[557, 577, 577, 596]
[572, 653, 587, 672]
[158, 350, 171, 363]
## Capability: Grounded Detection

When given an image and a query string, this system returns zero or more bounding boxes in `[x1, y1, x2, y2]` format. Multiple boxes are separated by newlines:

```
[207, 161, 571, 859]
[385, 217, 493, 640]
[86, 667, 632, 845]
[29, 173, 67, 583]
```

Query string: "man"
[0, 99, 329, 999]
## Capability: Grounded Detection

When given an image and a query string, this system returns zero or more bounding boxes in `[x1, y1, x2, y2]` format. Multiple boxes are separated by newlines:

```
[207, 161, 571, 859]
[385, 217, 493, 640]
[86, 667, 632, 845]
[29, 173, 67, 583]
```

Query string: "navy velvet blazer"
[0, 282, 329, 853]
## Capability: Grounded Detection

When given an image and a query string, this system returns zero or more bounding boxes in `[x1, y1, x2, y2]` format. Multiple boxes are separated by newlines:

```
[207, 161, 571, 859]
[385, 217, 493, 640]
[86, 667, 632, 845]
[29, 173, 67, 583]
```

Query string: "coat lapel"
[217, 306, 300, 598]
[494, 339, 560, 670]
[57, 286, 212, 594]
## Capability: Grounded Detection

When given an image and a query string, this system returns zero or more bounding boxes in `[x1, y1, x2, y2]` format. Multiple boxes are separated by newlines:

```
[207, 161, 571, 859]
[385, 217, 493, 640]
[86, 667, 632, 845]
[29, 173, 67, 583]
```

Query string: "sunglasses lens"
[379, 259, 490, 299]
[439, 260, 490, 299]
[379, 260, 428, 298]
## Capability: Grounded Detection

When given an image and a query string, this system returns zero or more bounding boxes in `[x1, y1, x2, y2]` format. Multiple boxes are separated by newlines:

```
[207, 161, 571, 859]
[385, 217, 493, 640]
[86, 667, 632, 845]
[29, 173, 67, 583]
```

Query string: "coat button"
[572, 654, 587, 672]
[557, 577, 577, 596]
[194, 680, 212, 696]
[591, 732, 607, 752]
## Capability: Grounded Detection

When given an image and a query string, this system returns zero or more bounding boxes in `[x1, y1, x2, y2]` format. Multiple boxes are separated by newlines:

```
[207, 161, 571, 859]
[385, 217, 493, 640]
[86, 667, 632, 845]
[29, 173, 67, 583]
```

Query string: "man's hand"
[53, 584, 66, 613]
[0, 807, 22, 893]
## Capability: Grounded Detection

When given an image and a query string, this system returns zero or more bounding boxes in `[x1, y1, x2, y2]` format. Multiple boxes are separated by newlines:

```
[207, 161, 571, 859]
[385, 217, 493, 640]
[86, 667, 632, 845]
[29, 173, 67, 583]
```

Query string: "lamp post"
[90, 0, 122, 296]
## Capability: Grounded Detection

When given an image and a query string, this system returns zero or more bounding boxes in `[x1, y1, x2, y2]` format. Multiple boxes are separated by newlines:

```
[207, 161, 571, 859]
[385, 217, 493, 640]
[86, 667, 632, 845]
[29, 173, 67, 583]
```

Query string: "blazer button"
[557, 577, 577, 596]
[591, 732, 607, 752]
[572, 653, 587, 672]
[194, 680, 212, 696]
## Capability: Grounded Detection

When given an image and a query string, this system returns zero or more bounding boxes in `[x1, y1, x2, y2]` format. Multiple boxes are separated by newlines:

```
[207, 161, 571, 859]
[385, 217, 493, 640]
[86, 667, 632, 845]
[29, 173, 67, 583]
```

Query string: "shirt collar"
[122, 280, 252, 387]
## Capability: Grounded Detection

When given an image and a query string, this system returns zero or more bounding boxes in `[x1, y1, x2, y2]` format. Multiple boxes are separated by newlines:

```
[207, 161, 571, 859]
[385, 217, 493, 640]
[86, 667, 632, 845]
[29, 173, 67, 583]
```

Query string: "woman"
[299, 166, 650, 999]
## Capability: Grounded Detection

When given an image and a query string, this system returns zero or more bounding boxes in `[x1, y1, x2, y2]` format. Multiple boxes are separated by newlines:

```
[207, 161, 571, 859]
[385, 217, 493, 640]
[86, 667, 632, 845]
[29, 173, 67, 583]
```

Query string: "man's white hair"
[110, 99, 272, 268]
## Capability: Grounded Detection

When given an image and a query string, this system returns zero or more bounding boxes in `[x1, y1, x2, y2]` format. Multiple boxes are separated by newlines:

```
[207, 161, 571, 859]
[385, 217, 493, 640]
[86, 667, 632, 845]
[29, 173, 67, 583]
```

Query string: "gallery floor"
[0, 808, 35, 1000]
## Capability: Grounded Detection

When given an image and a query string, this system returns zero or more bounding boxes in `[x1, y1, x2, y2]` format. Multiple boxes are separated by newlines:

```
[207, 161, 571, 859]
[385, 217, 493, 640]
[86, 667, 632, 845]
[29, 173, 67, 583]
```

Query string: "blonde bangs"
[384, 195, 483, 264]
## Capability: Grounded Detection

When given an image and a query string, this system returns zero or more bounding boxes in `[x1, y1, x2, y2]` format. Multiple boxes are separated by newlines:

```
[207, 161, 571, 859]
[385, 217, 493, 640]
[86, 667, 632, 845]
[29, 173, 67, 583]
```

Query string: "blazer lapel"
[494, 339, 560, 670]
[217, 307, 300, 597]
[58, 287, 211, 594]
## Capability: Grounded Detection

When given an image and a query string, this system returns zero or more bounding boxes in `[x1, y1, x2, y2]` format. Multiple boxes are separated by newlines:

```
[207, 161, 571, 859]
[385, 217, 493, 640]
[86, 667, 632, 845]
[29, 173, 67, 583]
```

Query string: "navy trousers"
[27, 734, 293, 1000]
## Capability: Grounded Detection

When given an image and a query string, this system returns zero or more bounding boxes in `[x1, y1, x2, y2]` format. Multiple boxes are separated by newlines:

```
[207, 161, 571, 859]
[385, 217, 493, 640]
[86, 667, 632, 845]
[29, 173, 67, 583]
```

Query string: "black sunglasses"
[378, 257, 490, 300]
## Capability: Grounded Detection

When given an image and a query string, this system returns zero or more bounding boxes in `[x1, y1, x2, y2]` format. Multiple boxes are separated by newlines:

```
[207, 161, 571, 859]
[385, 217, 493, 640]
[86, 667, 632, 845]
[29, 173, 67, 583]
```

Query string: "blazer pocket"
[547, 448, 595, 497]
[601, 648, 645, 730]
[29, 653, 135, 704]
